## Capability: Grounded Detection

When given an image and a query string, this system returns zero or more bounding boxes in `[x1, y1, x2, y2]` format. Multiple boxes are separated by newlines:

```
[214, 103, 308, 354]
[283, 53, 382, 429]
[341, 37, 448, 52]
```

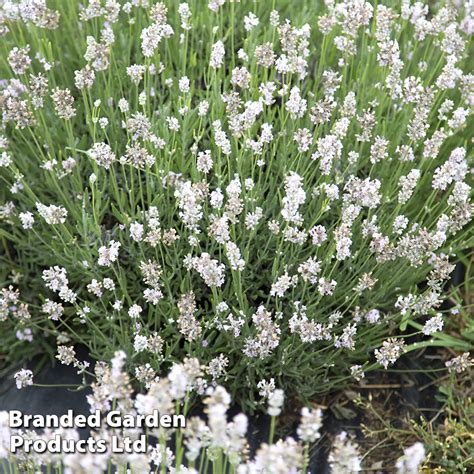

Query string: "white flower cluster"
[0, 2, 472, 461]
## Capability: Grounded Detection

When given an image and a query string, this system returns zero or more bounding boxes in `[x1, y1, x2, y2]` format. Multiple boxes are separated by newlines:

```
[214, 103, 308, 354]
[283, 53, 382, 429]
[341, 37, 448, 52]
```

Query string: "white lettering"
[10, 435, 24, 452]
[9, 411, 23, 428]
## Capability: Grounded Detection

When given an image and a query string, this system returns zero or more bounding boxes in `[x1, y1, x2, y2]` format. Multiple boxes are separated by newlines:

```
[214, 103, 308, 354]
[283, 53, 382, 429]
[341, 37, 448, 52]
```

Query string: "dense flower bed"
[0, 0, 472, 471]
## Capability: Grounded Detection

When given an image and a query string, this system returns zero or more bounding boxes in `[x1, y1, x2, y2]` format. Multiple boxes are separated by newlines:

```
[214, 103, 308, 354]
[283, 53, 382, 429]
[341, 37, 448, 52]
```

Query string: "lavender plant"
[1, 350, 428, 474]
[0, 0, 473, 413]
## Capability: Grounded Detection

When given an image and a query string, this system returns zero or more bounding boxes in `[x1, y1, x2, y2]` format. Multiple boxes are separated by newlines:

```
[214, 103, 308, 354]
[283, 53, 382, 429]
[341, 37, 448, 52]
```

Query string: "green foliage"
[0, 0, 472, 412]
